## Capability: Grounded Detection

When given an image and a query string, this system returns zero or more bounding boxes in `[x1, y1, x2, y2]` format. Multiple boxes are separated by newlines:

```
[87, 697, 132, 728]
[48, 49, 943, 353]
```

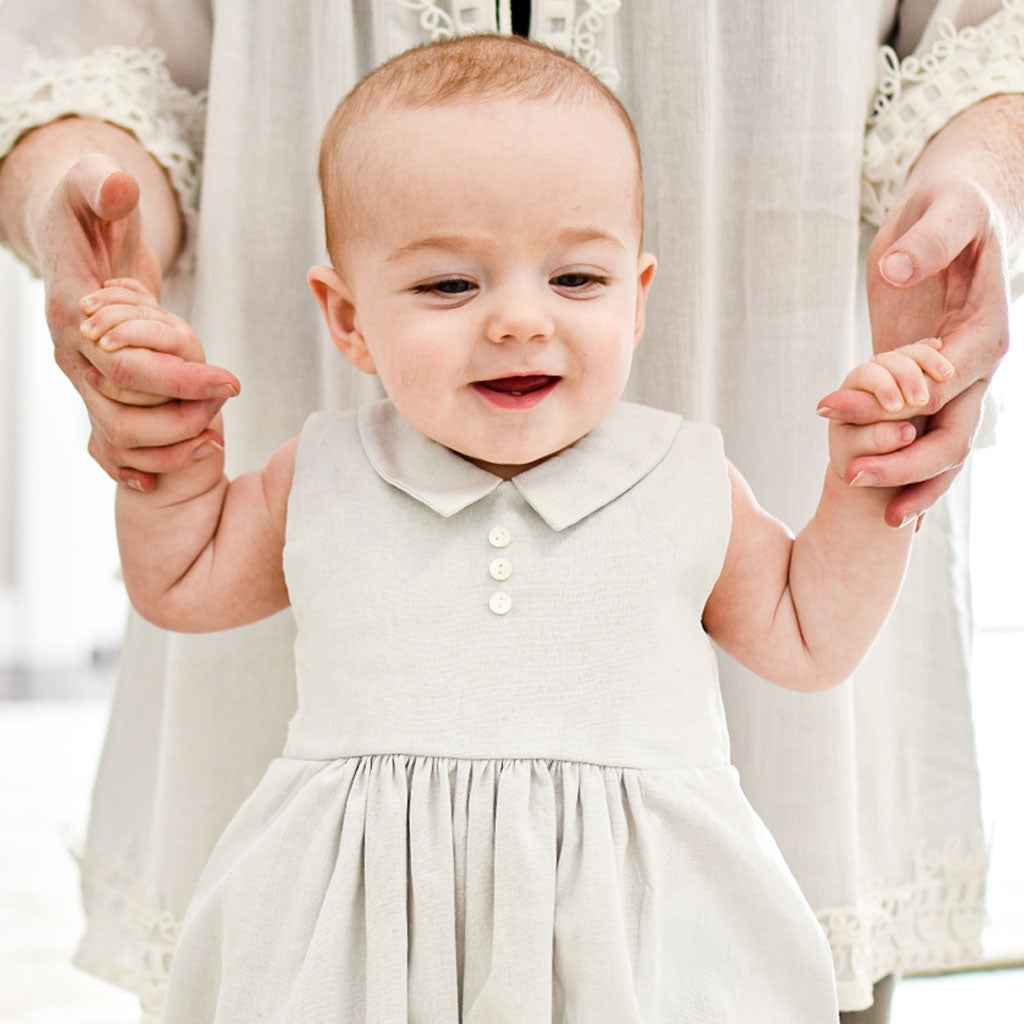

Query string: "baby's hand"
[79, 278, 239, 481]
[827, 338, 954, 488]
[80, 277, 209, 394]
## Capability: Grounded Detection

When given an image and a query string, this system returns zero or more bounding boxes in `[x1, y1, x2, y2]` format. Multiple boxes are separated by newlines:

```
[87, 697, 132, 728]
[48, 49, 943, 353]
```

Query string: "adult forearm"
[0, 117, 182, 272]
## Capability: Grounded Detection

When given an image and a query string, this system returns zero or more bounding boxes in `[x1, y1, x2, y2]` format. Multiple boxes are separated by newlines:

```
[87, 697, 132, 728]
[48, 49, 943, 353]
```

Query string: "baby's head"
[309, 34, 656, 478]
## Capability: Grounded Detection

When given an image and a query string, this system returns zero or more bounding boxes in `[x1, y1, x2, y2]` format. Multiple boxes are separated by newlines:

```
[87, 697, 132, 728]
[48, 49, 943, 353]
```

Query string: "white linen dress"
[2, 1, 1022, 1016]
[161, 399, 839, 1023]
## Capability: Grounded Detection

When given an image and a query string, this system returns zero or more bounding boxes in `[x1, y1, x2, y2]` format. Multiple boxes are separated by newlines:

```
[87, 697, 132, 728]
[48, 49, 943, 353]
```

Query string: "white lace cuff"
[0, 45, 206, 273]
[862, 0, 1024, 227]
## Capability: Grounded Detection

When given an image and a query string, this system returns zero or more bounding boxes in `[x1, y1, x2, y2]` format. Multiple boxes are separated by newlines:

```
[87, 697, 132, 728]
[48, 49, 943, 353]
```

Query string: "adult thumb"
[65, 153, 141, 224]
[877, 187, 982, 287]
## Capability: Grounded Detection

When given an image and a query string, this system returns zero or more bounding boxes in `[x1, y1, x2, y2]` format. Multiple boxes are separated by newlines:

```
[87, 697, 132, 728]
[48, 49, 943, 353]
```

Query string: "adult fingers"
[86, 346, 239, 403]
[88, 428, 225, 491]
[88, 388, 230, 451]
[882, 468, 961, 528]
[114, 429, 225, 477]
[844, 382, 984, 492]
[85, 367, 179, 407]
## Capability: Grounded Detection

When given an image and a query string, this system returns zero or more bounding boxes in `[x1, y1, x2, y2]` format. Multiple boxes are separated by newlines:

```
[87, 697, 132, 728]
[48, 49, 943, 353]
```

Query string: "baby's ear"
[307, 265, 377, 375]
[633, 253, 657, 347]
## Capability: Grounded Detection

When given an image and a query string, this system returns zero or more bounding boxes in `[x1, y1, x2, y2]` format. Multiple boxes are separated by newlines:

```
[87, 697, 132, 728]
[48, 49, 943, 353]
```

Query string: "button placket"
[487, 525, 513, 614]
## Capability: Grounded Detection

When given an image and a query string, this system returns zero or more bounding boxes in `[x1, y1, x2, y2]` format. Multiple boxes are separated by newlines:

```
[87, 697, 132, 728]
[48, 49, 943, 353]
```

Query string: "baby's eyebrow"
[385, 235, 480, 262]
[555, 227, 626, 251]
[386, 228, 626, 263]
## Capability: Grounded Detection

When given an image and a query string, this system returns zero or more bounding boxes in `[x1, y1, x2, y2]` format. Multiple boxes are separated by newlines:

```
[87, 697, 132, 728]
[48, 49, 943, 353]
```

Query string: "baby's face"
[324, 95, 655, 478]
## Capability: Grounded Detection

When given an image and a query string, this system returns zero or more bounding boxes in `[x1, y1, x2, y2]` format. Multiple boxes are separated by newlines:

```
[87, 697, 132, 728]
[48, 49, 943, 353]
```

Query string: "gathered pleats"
[162, 754, 838, 1024]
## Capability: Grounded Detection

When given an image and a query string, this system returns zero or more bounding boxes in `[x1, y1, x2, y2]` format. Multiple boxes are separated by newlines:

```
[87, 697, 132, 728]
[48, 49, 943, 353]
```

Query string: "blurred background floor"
[1, 662, 1021, 1024]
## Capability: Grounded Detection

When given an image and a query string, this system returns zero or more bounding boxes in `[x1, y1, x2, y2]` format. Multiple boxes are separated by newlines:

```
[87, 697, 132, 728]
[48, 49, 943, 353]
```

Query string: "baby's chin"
[450, 438, 583, 480]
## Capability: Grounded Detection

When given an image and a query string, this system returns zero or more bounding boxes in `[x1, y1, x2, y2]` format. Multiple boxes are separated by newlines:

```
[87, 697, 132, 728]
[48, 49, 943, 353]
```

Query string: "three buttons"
[488, 525, 513, 615]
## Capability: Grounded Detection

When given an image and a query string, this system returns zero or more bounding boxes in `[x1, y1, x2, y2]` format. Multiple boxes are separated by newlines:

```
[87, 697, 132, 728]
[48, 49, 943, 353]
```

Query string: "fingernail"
[938, 359, 954, 377]
[897, 511, 926, 530]
[898, 423, 915, 442]
[816, 404, 837, 419]
[123, 478, 145, 492]
[80, 321, 101, 342]
[207, 383, 238, 399]
[80, 294, 99, 313]
[850, 471, 880, 487]
[192, 440, 224, 460]
[880, 251, 915, 285]
[99, 335, 119, 351]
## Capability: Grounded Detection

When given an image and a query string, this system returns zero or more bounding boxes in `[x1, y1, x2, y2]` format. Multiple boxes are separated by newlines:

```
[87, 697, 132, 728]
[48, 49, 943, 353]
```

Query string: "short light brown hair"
[317, 34, 644, 265]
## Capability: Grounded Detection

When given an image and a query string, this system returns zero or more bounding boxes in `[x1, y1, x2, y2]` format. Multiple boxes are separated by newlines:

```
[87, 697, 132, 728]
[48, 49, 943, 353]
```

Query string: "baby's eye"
[415, 278, 476, 295]
[551, 272, 607, 291]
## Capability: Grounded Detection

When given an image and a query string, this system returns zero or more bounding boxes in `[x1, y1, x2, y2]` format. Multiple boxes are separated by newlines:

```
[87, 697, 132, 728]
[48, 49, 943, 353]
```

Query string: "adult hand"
[818, 177, 1009, 526]
[35, 154, 237, 490]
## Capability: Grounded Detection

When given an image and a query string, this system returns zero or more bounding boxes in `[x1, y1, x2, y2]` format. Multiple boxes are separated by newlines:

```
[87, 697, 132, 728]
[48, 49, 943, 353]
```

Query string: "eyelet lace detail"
[862, 0, 1024, 227]
[817, 833, 988, 1010]
[398, 0, 622, 88]
[72, 844, 181, 1024]
[0, 45, 206, 274]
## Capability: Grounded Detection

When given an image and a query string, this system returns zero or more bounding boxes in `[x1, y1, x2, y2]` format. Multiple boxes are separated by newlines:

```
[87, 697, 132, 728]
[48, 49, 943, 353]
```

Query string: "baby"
[82, 34, 951, 1024]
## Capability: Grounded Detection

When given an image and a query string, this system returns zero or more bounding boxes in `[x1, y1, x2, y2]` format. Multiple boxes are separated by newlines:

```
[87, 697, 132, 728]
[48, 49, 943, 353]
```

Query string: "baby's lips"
[476, 374, 560, 394]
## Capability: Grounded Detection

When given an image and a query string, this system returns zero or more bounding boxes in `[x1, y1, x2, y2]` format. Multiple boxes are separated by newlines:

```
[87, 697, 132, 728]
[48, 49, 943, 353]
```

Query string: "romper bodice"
[282, 400, 733, 770]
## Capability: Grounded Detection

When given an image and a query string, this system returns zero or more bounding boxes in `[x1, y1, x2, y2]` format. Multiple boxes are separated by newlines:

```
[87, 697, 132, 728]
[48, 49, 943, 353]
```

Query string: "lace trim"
[72, 844, 180, 1024]
[861, 0, 1024, 227]
[817, 833, 989, 1011]
[534, 0, 622, 89]
[0, 45, 206, 274]
[398, 0, 622, 88]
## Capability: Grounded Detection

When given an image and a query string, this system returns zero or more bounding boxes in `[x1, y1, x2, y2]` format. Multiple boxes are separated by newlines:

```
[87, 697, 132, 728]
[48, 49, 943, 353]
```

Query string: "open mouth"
[472, 375, 561, 409]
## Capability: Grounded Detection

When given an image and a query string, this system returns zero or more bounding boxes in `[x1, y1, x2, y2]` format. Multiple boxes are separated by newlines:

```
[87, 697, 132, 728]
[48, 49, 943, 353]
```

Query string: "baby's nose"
[484, 286, 555, 344]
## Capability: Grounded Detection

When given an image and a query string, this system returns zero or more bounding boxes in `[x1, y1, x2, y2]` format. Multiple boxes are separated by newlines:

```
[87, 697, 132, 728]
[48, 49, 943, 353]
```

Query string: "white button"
[489, 591, 513, 615]
[488, 525, 511, 548]
[489, 558, 512, 582]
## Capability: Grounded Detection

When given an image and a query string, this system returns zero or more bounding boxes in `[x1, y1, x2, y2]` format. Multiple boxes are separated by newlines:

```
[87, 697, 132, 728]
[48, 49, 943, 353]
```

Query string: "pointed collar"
[357, 399, 682, 531]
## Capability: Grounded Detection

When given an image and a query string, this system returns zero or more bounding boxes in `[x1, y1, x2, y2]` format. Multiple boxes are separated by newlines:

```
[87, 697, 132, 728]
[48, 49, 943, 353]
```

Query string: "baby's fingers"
[875, 338, 954, 401]
[831, 419, 919, 483]
[81, 303, 195, 355]
[82, 278, 161, 309]
[844, 339, 953, 413]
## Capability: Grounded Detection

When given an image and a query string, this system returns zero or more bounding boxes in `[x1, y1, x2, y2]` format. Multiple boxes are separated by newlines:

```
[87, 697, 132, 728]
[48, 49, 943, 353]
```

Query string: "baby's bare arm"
[91, 280, 295, 631]
[703, 340, 952, 690]
[116, 436, 296, 632]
